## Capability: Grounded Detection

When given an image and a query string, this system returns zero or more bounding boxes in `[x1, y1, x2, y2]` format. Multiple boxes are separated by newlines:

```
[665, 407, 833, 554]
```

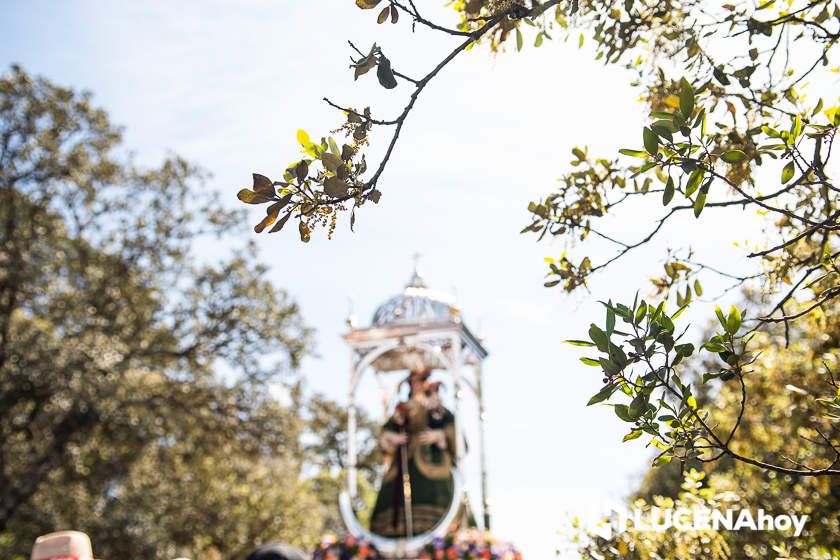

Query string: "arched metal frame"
[341, 326, 490, 557]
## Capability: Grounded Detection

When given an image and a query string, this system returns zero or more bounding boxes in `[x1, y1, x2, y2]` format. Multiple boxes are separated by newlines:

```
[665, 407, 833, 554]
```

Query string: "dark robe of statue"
[369, 395, 456, 537]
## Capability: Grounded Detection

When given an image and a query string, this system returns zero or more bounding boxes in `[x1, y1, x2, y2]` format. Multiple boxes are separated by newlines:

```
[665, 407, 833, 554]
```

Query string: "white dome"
[371, 268, 459, 327]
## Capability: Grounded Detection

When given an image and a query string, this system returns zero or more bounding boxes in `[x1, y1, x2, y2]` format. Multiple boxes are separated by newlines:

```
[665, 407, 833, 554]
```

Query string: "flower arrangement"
[311, 534, 380, 560]
[311, 530, 521, 560]
[419, 529, 522, 560]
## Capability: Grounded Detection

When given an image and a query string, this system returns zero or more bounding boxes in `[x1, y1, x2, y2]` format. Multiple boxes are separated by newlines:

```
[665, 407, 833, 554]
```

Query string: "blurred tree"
[301, 393, 382, 533]
[237, 0, 839, 480]
[575, 469, 732, 560]
[0, 65, 325, 559]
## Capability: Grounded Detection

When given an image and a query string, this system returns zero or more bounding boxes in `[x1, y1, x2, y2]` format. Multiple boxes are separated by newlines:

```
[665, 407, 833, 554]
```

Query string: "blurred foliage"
[301, 393, 382, 534]
[575, 469, 732, 560]
[580, 293, 840, 558]
[0, 65, 381, 560]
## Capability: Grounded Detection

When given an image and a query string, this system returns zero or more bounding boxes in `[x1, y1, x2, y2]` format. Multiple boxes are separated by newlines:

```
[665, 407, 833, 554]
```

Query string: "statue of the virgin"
[369, 368, 458, 537]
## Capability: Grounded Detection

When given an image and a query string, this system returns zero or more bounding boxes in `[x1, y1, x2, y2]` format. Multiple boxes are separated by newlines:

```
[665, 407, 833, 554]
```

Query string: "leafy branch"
[236, 0, 563, 241]
[572, 297, 840, 475]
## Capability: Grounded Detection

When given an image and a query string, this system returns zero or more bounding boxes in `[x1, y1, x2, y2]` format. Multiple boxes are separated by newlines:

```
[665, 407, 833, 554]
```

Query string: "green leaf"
[663, 176, 675, 205]
[726, 305, 742, 334]
[693, 191, 706, 217]
[721, 150, 747, 163]
[714, 305, 727, 328]
[515, 28, 523, 51]
[619, 148, 648, 159]
[781, 161, 795, 184]
[674, 343, 695, 357]
[704, 341, 726, 352]
[376, 55, 398, 89]
[634, 301, 648, 324]
[614, 404, 633, 422]
[588, 324, 609, 352]
[679, 78, 694, 117]
[623, 429, 643, 442]
[599, 357, 621, 376]
[652, 454, 672, 467]
[643, 127, 659, 155]
[671, 303, 688, 320]
[579, 357, 601, 366]
[693, 279, 703, 296]
[606, 306, 616, 335]
[686, 395, 698, 410]
[565, 339, 596, 347]
[328, 137, 340, 156]
[628, 393, 648, 419]
[790, 114, 802, 139]
[685, 168, 705, 196]
[587, 382, 618, 406]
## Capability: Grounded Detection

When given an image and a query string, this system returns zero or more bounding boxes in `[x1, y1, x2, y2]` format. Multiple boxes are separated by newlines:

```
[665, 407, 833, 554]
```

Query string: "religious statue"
[339, 264, 491, 555]
[369, 368, 458, 537]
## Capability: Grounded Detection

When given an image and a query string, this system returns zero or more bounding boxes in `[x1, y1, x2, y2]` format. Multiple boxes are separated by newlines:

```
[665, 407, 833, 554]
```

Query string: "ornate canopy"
[344, 267, 487, 373]
[371, 268, 457, 326]
[340, 262, 492, 555]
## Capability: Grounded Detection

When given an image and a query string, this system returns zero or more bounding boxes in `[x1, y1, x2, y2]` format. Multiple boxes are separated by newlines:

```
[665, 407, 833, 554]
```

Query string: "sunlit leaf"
[721, 150, 747, 163]
[726, 305, 742, 334]
[623, 429, 643, 442]
[237, 189, 272, 204]
[588, 383, 618, 406]
[296, 129, 312, 147]
[781, 161, 795, 183]
[685, 168, 704, 196]
[619, 148, 648, 159]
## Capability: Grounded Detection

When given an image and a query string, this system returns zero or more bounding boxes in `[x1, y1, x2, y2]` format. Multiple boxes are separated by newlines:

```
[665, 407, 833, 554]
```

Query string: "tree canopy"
[0, 65, 386, 560]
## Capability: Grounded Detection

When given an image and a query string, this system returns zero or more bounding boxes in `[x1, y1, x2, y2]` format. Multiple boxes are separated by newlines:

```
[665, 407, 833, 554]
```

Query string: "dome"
[371, 267, 459, 327]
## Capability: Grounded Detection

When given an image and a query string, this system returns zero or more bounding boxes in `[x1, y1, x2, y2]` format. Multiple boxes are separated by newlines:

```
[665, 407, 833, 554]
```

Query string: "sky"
[0, 1, 771, 557]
